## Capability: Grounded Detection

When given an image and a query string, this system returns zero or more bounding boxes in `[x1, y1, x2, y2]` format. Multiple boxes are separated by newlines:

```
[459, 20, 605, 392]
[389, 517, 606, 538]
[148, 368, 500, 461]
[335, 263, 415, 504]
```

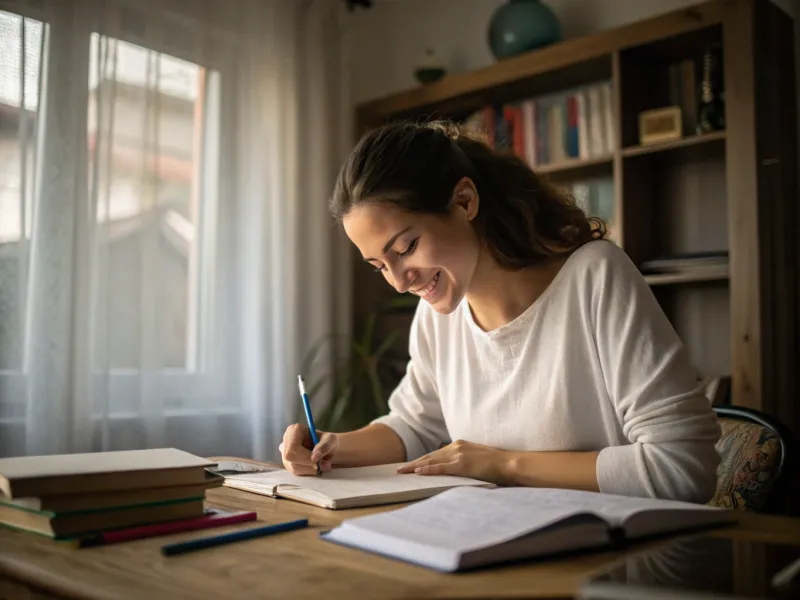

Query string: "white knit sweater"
[373, 240, 721, 503]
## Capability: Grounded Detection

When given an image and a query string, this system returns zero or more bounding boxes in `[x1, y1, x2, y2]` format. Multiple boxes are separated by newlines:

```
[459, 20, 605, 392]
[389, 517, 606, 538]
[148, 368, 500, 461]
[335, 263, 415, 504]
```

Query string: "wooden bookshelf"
[535, 155, 613, 176]
[643, 266, 729, 286]
[621, 131, 726, 158]
[353, 0, 799, 443]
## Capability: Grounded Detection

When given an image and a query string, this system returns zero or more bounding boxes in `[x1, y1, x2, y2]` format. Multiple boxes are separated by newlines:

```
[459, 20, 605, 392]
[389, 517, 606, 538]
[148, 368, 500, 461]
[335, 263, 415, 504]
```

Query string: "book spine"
[521, 100, 536, 166]
[566, 94, 579, 158]
[536, 99, 549, 165]
[587, 85, 604, 157]
[576, 91, 589, 159]
[601, 82, 614, 153]
[512, 106, 524, 158]
[680, 59, 697, 135]
[548, 101, 564, 163]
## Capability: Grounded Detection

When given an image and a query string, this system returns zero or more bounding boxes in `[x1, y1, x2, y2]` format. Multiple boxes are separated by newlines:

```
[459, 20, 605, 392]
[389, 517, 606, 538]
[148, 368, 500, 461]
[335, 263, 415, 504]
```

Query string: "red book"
[76, 508, 257, 547]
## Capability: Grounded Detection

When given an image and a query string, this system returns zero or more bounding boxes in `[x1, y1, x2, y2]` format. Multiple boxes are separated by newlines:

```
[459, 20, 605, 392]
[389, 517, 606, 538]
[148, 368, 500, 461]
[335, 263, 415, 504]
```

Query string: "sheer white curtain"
[0, 0, 351, 460]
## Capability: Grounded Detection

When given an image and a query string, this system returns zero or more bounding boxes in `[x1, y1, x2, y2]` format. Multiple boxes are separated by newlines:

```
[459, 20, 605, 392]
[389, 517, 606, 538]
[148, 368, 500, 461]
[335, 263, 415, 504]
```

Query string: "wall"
[350, 0, 797, 105]
[351, 0, 693, 105]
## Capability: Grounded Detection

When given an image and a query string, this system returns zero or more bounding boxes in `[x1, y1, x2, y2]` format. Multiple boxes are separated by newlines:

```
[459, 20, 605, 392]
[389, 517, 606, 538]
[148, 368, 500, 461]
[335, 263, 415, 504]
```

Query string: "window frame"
[0, 0, 236, 420]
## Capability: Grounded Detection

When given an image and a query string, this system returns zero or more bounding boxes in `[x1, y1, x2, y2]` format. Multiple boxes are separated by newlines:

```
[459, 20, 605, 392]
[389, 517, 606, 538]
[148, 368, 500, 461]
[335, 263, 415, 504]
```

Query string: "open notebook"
[320, 487, 734, 572]
[222, 464, 494, 509]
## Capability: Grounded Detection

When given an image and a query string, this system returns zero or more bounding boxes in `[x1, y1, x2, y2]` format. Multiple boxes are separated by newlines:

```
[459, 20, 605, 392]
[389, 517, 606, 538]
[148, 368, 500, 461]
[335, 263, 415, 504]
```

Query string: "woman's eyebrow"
[363, 226, 412, 262]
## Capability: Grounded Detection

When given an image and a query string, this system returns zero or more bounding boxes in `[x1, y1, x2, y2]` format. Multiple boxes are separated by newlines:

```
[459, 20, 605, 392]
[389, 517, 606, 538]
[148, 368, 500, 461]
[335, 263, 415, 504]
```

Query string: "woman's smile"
[411, 271, 441, 302]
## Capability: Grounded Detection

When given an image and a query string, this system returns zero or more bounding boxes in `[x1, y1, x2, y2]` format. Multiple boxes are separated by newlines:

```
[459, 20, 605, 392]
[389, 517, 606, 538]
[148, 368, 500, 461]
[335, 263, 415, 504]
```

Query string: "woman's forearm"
[334, 423, 407, 467]
[502, 450, 600, 492]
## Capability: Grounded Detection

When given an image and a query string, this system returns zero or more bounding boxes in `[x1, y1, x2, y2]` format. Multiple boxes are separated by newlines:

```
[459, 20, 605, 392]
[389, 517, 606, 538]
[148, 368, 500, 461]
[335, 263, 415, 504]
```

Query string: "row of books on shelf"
[0, 448, 256, 543]
[461, 81, 615, 168]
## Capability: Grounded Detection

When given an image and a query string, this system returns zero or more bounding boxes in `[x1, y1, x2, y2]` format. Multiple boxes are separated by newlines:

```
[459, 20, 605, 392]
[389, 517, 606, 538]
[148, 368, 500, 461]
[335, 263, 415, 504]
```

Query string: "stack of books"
[0, 448, 227, 541]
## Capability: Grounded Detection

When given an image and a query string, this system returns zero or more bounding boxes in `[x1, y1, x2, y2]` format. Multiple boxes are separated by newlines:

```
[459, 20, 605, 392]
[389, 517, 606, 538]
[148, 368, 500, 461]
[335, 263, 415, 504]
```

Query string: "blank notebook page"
[224, 463, 490, 500]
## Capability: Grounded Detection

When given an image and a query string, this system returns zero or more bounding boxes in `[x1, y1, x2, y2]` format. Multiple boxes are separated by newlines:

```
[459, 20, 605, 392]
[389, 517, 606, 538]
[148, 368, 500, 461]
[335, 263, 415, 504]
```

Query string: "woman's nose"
[390, 266, 417, 294]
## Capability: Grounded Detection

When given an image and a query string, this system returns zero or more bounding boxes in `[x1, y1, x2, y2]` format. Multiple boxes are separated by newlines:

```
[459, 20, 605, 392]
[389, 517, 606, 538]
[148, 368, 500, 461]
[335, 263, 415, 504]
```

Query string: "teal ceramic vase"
[487, 0, 562, 60]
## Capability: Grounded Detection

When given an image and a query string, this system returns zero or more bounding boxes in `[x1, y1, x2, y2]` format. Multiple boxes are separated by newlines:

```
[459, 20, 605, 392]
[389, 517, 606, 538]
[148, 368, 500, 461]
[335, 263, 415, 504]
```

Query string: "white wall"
[351, 0, 696, 105]
[350, 0, 797, 105]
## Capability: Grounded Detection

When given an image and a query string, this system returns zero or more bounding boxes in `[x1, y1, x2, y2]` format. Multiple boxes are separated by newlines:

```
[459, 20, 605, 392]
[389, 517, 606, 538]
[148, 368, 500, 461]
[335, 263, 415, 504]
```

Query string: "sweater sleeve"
[371, 302, 450, 461]
[592, 243, 721, 503]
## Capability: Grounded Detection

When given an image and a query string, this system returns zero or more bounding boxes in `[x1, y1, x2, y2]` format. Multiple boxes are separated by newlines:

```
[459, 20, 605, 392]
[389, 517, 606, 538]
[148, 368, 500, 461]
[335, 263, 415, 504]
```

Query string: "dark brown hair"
[330, 120, 605, 269]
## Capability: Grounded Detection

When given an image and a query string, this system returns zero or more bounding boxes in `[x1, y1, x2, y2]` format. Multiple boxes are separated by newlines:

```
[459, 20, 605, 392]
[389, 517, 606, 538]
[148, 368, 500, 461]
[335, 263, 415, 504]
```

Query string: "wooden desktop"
[1, 483, 799, 600]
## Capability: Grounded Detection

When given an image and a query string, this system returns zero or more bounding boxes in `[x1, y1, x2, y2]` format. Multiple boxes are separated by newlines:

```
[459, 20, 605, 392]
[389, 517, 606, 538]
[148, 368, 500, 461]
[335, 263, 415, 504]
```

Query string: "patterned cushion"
[708, 418, 782, 511]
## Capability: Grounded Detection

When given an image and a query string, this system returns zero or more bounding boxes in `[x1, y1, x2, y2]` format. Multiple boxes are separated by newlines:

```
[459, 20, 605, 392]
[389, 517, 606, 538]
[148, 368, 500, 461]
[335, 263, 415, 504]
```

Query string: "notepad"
[320, 487, 735, 572]
[222, 463, 495, 509]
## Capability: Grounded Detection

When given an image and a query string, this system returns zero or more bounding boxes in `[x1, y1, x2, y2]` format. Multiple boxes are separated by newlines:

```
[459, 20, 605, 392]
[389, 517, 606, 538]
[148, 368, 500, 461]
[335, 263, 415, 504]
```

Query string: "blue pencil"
[161, 518, 309, 556]
[298, 375, 322, 476]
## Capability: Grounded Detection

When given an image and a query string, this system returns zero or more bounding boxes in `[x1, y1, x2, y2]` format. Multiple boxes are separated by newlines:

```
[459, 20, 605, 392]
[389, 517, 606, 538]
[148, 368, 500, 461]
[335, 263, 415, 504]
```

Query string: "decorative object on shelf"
[698, 44, 725, 133]
[638, 106, 682, 145]
[487, 0, 562, 60]
[414, 48, 447, 84]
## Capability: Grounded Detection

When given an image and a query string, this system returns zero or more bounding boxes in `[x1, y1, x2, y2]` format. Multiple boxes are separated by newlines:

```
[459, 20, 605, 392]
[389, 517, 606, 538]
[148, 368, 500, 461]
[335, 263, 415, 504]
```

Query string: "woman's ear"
[450, 177, 479, 221]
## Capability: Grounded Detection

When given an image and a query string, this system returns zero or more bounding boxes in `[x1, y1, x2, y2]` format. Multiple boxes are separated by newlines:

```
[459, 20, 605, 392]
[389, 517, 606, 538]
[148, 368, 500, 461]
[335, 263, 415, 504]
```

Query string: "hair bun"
[426, 120, 460, 141]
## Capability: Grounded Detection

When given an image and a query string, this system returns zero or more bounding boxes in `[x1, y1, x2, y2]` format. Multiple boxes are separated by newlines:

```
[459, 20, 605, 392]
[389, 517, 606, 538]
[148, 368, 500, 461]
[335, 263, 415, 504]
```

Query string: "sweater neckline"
[461, 249, 578, 341]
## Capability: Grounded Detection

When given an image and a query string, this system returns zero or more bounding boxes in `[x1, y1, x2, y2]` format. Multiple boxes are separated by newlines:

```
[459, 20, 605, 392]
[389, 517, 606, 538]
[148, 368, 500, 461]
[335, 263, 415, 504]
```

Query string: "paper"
[224, 463, 490, 501]
[209, 460, 279, 476]
[331, 487, 600, 553]
[331, 487, 721, 553]
[472, 488, 721, 526]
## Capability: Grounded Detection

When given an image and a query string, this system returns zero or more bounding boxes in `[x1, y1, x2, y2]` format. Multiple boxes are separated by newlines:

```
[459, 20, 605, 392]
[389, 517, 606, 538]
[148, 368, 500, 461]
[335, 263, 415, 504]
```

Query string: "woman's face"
[342, 178, 481, 315]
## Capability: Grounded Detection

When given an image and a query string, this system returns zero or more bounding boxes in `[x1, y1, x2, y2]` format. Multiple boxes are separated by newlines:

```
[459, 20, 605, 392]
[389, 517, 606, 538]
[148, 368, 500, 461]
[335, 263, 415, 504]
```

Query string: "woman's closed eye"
[372, 238, 419, 272]
[398, 238, 418, 258]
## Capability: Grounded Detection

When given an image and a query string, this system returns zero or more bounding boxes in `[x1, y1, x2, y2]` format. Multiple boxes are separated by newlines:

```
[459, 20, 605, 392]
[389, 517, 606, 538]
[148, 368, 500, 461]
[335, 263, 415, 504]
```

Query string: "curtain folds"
[0, 0, 351, 460]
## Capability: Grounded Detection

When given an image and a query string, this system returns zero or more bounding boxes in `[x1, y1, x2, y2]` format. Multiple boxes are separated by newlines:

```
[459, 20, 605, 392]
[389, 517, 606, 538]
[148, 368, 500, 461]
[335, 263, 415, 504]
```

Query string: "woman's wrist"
[497, 450, 600, 491]
[334, 423, 406, 467]
[498, 450, 538, 487]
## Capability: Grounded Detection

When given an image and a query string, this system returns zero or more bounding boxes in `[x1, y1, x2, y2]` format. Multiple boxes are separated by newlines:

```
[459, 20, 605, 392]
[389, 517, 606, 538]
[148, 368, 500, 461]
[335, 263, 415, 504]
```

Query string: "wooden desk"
[1, 486, 800, 600]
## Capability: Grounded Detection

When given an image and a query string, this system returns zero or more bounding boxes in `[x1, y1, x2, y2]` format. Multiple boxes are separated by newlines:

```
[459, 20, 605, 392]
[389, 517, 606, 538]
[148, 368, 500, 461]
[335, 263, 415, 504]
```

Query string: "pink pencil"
[76, 509, 257, 547]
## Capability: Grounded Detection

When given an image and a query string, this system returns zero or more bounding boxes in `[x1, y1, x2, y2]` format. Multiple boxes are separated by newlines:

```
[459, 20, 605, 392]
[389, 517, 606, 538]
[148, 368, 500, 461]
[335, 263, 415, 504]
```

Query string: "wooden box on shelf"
[638, 106, 682, 145]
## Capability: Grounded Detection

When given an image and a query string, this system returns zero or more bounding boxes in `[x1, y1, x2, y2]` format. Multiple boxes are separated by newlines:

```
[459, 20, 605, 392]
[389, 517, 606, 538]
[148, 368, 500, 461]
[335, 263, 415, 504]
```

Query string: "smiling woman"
[279, 120, 721, 504]
[332, 121, 603, 324]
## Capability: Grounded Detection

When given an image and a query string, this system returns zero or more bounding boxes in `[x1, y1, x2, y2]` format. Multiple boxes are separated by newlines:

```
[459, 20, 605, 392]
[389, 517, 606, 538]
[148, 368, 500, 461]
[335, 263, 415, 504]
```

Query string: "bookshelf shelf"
[643, 266, 729, 286]
[535, 155, 613, 176]
[621, 131, 726, 158]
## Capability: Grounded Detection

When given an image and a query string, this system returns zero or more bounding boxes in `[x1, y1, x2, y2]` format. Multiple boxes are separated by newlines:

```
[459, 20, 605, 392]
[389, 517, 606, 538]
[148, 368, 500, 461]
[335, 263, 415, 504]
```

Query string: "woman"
[280, 121, 720, 502]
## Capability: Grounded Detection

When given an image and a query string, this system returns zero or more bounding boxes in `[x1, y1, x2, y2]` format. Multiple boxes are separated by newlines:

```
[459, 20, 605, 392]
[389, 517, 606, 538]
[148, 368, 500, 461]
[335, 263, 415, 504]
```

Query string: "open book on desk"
[221, 463, 494, 509]
[321, 487, 735, 572]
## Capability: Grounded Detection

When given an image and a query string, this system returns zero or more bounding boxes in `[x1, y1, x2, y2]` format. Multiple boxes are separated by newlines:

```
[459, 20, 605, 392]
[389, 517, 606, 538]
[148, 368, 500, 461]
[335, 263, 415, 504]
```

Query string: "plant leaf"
[360, 312, 377, 349]
[328, 385, 353, 432]
[373, 329, 400, 360]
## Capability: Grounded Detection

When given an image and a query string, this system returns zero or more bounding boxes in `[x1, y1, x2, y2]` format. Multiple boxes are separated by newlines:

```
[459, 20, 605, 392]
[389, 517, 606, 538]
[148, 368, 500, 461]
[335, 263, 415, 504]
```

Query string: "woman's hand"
[279, 424, 339, 476]
[396, 439, 511, 484]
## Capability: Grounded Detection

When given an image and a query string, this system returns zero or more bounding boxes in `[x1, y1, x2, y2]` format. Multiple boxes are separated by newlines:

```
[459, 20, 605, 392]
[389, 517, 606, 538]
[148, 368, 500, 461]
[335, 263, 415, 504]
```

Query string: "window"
[0, 6, 223, 416]
[0, 10, 44, 372]
[87, 35, 218, 372]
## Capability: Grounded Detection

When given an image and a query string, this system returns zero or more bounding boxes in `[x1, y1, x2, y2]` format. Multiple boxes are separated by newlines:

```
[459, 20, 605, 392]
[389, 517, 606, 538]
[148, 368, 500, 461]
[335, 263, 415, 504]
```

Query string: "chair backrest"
[709, 406, 797, 513]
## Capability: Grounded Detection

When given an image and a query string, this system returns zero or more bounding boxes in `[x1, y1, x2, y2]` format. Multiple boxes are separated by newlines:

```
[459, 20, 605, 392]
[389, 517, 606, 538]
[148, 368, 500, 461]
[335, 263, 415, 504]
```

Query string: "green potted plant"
[299, 295, 418, 432]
